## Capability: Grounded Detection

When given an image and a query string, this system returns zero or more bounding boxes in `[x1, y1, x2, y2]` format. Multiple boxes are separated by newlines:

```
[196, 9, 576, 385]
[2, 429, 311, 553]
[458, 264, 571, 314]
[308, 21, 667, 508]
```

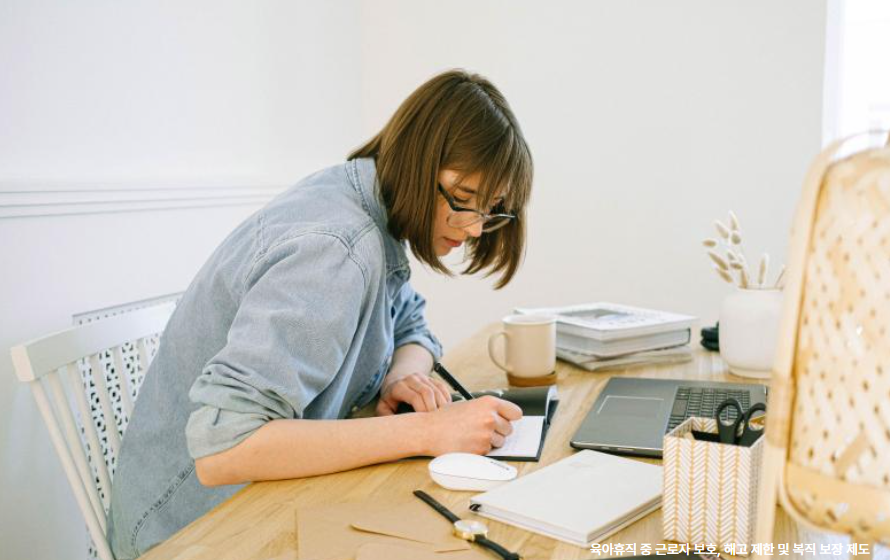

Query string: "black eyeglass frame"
[437, 184, 516, 233]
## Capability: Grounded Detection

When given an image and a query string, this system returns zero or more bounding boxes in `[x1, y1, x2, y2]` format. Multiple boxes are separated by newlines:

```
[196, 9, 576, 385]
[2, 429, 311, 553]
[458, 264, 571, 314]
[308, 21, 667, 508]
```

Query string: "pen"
[433, 362, 475, 401]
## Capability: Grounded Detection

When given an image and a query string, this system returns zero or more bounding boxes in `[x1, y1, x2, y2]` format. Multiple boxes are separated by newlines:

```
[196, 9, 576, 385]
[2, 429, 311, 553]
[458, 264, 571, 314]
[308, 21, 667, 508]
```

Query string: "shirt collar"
[348, 157, 411, 278]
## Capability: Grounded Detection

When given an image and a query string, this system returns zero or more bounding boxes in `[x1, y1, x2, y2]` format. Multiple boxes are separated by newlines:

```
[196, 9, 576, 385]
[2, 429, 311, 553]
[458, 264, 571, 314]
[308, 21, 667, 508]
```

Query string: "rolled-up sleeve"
[185, 233, 366, 459]
[391, 282, 443, 361]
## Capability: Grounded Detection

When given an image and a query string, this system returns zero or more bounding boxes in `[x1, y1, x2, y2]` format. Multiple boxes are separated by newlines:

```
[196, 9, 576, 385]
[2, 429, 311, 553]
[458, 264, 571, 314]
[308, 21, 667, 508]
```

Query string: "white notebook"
[469, 450, 662, 547]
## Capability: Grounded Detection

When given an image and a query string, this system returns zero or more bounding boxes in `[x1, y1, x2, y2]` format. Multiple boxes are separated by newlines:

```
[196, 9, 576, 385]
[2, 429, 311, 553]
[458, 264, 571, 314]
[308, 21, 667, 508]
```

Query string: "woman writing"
[109, 69, 534, 559]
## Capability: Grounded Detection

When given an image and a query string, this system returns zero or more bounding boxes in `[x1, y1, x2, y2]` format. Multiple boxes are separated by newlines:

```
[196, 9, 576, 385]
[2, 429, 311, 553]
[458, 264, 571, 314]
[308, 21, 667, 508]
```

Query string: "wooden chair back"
[756, 132, 890, 557]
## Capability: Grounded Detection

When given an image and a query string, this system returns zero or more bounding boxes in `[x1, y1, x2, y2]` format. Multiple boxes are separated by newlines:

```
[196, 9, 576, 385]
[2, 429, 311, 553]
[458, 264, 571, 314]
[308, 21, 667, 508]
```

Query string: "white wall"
[834, 0, 890, 136]
[359, 0, 828, 350]
[0, 2, 361, 559]
[1, 2, 829, 559]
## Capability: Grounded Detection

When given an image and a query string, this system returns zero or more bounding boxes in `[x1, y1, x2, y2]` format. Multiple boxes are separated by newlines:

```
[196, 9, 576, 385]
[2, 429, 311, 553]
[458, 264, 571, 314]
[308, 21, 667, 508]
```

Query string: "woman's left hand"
[376, 373, 453, 415]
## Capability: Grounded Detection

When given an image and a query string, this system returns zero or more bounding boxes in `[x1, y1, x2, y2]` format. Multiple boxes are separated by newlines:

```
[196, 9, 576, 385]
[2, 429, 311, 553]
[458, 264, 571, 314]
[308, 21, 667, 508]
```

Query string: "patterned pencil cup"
[662, 418, 764, 555]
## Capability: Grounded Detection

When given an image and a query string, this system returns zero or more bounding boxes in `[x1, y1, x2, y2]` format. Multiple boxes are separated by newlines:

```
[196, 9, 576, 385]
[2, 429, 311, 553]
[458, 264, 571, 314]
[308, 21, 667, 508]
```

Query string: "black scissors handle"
[715, 398, 745, 444]
[736, 402, 767, 446]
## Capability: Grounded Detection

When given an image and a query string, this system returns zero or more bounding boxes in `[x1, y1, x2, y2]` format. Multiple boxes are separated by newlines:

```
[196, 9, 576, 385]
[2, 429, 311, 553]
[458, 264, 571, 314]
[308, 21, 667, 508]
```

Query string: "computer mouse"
[428, 453, 518, 491]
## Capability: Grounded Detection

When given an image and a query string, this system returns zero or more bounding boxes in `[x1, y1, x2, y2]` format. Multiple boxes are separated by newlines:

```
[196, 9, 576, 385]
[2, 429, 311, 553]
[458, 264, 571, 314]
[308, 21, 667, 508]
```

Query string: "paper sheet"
[487, 416, 544, 458]
[296, 500, 484, 560]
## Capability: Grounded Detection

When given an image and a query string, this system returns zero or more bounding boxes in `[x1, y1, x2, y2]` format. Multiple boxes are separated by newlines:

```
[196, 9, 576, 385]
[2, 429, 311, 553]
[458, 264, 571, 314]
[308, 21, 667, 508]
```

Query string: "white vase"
[719, 288, 784, 379]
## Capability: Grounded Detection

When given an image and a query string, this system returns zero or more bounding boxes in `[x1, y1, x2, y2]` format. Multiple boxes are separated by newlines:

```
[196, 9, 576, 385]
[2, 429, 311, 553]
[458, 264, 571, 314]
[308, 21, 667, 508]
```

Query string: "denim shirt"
[108, 158, 442, 559]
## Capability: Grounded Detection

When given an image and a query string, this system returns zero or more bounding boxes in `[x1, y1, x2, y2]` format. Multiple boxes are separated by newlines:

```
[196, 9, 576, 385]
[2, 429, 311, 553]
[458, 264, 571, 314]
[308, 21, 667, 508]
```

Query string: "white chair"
[10, 303, 176, 560]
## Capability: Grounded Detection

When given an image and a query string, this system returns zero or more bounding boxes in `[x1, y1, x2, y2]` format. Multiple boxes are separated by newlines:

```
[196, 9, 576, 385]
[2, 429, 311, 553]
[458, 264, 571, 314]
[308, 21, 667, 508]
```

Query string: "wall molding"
[0, 184, 287, 219]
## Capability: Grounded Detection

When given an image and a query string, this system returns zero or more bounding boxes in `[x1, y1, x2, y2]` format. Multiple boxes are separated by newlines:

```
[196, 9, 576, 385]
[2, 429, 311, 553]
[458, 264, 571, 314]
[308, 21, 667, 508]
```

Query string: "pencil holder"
[662, 417, 764, 556]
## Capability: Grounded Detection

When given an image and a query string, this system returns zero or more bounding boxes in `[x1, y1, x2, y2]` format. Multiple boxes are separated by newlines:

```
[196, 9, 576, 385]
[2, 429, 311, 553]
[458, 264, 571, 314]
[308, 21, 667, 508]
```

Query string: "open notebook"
[473, 386, 558, 461]
[397, 385, 558, 461]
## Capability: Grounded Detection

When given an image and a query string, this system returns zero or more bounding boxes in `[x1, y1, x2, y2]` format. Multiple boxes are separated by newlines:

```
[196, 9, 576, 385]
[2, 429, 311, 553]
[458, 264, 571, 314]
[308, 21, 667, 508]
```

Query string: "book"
[557, 328, 691, 358]
[515, 302, 696, 357]
[469, 450, 662, 547]
[397, 385, 558, 462]
[556, 345, 694, 371]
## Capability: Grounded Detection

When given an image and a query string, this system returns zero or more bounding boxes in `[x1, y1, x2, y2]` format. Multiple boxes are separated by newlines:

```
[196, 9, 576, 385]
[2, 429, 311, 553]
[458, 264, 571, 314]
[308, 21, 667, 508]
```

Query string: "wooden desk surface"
[141, 324, 879, 560]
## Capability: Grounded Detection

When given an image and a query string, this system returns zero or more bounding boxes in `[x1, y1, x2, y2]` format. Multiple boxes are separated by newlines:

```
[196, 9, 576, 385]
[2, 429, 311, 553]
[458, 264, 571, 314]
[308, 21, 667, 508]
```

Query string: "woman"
[109, 69, 533, 559]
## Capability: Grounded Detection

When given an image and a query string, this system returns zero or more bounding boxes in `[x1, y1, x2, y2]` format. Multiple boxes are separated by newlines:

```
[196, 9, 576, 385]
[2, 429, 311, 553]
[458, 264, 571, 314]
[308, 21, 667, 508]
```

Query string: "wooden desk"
[141, 324, 881, 560]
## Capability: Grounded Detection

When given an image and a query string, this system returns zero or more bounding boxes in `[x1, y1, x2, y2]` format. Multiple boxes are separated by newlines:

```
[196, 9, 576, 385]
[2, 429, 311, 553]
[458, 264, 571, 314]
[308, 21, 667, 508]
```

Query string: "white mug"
[488, 314, 556, 380]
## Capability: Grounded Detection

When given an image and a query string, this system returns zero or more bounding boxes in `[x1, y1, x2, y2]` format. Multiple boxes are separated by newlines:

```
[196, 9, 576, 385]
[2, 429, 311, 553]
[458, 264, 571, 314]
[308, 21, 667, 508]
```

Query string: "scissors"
[715, 399, 766, 446]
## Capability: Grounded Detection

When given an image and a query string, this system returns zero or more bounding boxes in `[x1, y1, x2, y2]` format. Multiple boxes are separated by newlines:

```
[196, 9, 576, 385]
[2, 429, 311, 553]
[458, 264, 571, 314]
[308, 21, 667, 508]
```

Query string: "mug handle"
[488, 331, 510, 372]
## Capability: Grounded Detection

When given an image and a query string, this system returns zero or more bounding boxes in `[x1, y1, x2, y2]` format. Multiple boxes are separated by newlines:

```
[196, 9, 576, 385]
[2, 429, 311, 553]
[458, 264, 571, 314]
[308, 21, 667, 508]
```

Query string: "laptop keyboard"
[666, 386, 752, 432]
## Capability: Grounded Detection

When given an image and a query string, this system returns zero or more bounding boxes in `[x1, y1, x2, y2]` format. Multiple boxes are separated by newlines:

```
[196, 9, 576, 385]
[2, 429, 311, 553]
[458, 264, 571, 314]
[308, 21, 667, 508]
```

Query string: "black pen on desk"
[433, 362, 474, 401]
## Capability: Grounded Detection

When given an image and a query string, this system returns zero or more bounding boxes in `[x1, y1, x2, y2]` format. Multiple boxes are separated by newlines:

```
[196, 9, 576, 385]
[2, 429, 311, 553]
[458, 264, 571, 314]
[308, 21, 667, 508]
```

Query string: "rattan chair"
[756, 132, 890, 559]
[10, 303, 175, 560]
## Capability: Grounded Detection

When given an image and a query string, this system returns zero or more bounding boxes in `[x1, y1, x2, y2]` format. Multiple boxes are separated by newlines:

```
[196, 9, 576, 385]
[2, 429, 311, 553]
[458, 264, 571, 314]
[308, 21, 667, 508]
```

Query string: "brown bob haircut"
[349, 69, 533, 289]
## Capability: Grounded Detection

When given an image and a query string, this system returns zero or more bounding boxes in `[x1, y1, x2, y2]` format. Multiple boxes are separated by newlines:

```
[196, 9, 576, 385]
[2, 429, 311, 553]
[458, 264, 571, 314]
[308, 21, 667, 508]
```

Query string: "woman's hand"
[420, 396, 523, 456]
[376, 372, 453, 415]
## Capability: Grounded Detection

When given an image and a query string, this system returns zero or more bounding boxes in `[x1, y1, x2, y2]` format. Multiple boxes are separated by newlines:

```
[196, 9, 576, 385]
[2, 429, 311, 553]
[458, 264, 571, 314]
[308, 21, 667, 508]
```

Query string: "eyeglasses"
[437, 184, 515, 233]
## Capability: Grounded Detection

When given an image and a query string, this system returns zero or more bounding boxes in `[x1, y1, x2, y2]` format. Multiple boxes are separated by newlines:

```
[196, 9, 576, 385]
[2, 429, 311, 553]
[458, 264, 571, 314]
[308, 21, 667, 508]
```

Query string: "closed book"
[515, 302, 696, 341]
[556, 345, 693, 371]
[557, 328, 691, 358]
[469, 450, 662, 547]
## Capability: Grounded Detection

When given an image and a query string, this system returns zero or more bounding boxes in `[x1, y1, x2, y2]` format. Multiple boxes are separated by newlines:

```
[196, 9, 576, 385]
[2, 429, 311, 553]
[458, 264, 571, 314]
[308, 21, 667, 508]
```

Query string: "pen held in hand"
[433, 362, 475, 401]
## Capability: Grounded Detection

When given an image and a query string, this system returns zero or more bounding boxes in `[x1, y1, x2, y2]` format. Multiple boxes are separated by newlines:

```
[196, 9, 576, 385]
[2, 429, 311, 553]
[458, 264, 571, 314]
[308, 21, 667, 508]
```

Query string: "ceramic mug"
[488, 314, 556, 385]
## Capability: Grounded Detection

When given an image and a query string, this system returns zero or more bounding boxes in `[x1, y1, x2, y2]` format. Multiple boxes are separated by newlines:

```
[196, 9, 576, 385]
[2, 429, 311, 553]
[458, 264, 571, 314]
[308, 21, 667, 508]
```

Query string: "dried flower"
[774, 265, 786, 289]
[757, 254, 769, 287]
[728, 211, 741, 231]
[715, 266, 734, 284]
[708, 251, 729, 270]
[703, 211, 784, 290]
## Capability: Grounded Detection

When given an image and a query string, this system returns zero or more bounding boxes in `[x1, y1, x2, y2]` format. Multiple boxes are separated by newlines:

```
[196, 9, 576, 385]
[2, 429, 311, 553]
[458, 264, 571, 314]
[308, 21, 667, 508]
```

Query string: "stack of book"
[515, 302, 696, 371]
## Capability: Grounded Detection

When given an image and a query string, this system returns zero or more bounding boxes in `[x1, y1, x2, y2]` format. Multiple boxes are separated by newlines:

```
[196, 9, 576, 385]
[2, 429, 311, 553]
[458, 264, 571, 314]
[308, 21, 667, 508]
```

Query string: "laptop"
[570, 377, 768, 458]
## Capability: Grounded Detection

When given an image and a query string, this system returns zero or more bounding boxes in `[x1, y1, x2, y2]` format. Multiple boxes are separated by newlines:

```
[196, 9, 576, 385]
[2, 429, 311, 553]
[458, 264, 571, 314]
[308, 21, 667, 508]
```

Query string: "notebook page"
[487, 416, 545, 458]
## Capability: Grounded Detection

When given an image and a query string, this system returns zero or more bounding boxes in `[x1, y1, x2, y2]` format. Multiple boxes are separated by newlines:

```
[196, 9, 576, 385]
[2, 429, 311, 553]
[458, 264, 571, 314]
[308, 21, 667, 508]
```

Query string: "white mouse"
[428, 453, 518, 491]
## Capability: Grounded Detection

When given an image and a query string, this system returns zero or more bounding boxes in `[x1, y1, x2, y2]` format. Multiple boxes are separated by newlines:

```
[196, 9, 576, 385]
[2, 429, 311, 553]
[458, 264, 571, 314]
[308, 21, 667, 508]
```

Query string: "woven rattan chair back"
[756, 132, 890, 558]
